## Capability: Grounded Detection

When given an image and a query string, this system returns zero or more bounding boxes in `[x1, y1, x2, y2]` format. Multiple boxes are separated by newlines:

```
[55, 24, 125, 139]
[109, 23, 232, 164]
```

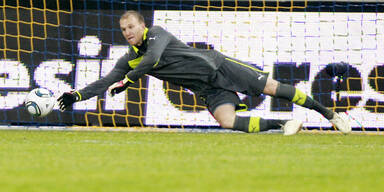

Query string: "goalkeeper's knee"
[275, 83, 307, 106]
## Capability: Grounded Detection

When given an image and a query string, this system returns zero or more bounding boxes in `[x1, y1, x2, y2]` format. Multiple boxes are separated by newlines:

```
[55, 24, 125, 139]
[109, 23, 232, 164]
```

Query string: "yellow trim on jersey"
[235, 103, 248, 112]
[128, 56, 143, 69]
[131, 27, 149, 54]
[225, 57, 267, 74]
[143, 27, 148, 40]
[124, 75, 135, 84]
[248, 117, 260, 133]
[132, 46, 139, 54]
[74, 91, 82, 101]
[153, 58, 160, 67]
[292, 89, 307, 106]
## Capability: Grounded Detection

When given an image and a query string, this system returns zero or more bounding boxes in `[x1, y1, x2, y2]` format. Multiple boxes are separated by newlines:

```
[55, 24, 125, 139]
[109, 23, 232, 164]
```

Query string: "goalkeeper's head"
[120, 10, 146, 46]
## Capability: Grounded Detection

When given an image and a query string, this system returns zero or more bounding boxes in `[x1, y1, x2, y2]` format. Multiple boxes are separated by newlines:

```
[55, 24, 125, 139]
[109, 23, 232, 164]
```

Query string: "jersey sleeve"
[77, 53, 132, 100]
[125, 26, 172, 83]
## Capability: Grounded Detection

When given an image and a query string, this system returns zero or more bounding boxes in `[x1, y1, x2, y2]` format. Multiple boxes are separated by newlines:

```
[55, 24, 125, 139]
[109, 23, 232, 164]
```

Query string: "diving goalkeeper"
[58, 10, 351, 135]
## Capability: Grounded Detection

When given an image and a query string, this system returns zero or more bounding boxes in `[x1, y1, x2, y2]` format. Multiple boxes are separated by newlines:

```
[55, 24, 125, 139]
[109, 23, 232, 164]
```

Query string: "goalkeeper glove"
[57, 91, 81, 111]
[108, 79, 132, 97]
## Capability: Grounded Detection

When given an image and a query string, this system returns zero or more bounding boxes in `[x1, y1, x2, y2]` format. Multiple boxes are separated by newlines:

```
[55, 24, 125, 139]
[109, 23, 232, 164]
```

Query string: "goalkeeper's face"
[120, 15, 146, 46]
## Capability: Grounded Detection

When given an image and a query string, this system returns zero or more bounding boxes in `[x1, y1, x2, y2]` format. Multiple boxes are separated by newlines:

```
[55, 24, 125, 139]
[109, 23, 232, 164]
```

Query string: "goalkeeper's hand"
[108, 79, 132, 97]
[57, 91, 81, 111]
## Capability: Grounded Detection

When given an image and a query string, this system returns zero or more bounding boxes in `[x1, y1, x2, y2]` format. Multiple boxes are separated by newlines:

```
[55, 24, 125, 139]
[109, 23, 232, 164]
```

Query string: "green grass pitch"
[0, 130, 383, 192]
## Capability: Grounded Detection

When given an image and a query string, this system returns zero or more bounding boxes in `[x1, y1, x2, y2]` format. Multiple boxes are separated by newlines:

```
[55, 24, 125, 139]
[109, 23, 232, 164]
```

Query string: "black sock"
[275, 83, 334, 120]
[302, 97, 334, 120]
[262, 119, 288, 131]
[233, 116, 288, 133]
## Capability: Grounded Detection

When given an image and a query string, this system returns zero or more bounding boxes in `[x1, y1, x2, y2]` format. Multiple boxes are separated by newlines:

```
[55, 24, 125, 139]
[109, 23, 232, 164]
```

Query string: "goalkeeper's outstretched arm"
[57, 53, 132, 111]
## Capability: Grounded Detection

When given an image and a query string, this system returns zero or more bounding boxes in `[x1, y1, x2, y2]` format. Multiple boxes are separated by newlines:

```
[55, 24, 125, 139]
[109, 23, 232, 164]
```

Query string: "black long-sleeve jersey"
[78, 25, 227, 100]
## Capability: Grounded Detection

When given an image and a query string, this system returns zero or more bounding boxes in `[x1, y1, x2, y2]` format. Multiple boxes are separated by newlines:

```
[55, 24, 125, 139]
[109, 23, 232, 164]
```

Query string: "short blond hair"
[120, 10, 145, 24]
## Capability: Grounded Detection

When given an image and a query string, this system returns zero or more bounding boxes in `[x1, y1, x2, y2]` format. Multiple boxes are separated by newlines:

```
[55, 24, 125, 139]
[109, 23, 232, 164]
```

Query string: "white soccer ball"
[25, 88, 55, 117]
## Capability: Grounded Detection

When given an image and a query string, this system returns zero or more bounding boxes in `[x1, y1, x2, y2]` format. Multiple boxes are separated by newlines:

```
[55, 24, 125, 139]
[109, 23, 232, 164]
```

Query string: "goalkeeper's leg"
[213, 104, 302, 135]
[263, 78, 351, 133]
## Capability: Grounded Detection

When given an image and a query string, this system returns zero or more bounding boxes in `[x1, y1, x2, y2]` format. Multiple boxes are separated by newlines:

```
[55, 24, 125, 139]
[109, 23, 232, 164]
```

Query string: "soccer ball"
[25, 88, 55, 117]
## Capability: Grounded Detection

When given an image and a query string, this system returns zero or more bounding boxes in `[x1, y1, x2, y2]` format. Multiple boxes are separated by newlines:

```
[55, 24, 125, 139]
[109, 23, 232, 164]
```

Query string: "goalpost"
[1, 0, 383, 132]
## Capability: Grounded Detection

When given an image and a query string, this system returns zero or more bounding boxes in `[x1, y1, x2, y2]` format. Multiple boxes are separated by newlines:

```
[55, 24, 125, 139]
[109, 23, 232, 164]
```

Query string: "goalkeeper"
[58, 10, 351, 135]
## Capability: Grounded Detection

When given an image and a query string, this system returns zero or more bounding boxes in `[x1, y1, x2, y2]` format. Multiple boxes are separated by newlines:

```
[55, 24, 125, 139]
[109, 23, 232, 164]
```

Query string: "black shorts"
[209, 56, 269, 97]
[199, 57, 269, 114]
[198, 89, 247, 115]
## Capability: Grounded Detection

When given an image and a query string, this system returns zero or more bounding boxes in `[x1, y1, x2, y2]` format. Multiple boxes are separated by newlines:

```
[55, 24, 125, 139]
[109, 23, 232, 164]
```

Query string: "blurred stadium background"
[1, 0, 384, 133]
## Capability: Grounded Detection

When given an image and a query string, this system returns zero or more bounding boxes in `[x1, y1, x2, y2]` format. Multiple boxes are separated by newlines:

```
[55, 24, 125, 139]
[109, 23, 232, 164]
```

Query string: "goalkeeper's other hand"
[108, 80, 131, 97]
[57, 91, 81, 111]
